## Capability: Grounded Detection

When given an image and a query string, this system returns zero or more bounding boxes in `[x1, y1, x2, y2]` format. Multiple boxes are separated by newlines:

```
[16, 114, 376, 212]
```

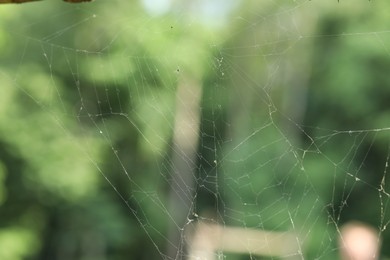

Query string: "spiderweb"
[0, 0, 389, 259]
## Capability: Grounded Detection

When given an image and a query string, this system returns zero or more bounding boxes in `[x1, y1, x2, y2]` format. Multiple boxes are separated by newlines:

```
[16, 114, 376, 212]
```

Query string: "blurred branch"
[187, 221, 301, 260]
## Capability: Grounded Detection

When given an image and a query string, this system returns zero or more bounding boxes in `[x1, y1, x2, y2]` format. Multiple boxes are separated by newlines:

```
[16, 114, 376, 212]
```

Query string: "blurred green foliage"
[0, 1, 389, 260]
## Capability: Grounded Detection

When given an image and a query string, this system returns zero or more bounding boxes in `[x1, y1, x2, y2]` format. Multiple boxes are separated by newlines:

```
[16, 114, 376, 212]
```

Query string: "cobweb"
[1, 0, 390, 259]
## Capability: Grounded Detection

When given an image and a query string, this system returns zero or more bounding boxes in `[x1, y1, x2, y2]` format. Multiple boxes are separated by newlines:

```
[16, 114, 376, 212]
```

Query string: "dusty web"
[1, 1, 390, 260]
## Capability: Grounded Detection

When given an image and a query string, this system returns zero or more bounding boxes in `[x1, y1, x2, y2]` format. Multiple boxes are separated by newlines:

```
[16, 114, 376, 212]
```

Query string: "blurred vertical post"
[167, 75, 202, 259]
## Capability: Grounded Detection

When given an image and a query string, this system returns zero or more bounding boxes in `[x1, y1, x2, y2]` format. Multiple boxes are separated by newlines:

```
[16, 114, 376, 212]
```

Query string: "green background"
[0, 1, 389, 259]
